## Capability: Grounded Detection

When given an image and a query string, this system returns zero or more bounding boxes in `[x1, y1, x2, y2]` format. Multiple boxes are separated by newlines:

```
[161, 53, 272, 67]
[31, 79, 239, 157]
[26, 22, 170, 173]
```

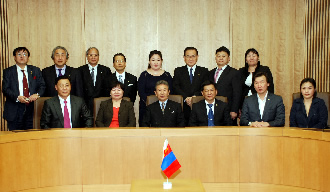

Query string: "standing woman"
[290, 78, 328, 128]
[138, 50, 173, 125]
[239, 48, 274, 98]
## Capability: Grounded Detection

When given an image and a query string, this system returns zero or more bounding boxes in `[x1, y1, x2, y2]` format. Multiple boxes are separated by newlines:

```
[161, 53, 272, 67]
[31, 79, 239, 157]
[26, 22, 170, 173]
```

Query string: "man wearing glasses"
[111, 53, 137, 103]
[2, 47, 46, 130]
[78, 47, 112, 114]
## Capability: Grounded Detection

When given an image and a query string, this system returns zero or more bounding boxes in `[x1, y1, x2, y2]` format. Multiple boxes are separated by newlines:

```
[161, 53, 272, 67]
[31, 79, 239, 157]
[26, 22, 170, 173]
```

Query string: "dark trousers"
[7, 103, 34, 131]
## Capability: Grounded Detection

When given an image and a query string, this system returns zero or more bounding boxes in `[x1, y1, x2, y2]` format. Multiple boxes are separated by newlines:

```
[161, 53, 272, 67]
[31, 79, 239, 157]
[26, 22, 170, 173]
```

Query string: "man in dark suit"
[189, 80, 232, 126]
[42, 46, 83, 97]
[78, 47, 112, 114]
[240, 72, 285, 127]
[209, 46, 242, 125]
[112, 53, 137, 103]
[173, 47, 209, 125]
[2, 47, 46, 130]
[40, 76, 93, 128]
[141, 80, 185, 127]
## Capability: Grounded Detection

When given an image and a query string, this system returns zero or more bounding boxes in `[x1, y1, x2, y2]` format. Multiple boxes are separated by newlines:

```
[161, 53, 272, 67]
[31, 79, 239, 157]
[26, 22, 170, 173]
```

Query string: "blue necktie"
[189, 68, 193, 84]
[208, 104, 215, 126]
[58, 69, 62, 77]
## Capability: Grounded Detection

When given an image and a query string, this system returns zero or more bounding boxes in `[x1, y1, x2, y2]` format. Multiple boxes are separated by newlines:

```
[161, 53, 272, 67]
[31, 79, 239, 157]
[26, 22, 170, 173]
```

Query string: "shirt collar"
[88, 64, 98, 70]
[159, 99, 168, 105]
[217, 64, 227, 71]
[257, 91, 268, 101]
[55, 65, 66, 71]
[16, 64, 27, 71]
[186, 65, 197, 71]
[58, 95, 71, 103]
[116, 71, 126, 78]
[204, 99, 215, 106]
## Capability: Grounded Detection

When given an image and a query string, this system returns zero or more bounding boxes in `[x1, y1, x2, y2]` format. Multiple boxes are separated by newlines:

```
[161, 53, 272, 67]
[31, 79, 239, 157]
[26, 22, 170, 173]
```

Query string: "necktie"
[91, 68, 95, 86]
[214, 68, 222, 83]
[58, 69, 62, 77]
[118, 74, 123, 84]
[207, 104, 215, 126]
[21, 70, 29, 106]
[161, 102, 165, 114]
[64, 100, 71, 128]
[189, 67, 193, 84]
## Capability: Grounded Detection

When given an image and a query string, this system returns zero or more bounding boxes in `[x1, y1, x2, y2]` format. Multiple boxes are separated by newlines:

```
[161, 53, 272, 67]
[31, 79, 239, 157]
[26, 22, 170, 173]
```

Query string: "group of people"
[2, 46, 328, 131]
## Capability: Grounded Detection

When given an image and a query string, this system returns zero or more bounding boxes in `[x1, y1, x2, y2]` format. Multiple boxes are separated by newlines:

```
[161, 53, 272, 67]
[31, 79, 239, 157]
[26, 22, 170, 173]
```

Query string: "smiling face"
[254, 75, 269, 95]
[53, 49, 68, 68]
[14, 50, 29, 65]
[246, 51, 259, 67]
[87, 48, 99, 66]
[55, 79, 71, 100]
[301, 82, 315, 100]
[215, 51, 230, 68]
[110, 85, 124, 101]
[154, 84, 170, 102]
[149, 54, 162, 70]
[184, 49, 198, 67]
[202, 84, 218, 104]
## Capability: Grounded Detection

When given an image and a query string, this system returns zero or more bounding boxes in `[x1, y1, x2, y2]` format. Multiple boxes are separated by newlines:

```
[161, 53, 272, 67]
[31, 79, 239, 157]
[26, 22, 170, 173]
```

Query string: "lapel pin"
[268, 99, 270, 100]
[216, 104, 218, 106]
[128, 81, 130, 82]
[198, 74, 200, 76]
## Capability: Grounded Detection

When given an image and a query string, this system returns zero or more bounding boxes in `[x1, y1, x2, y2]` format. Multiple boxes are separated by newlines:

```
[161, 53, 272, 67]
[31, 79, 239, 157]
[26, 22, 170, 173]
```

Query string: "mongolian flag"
[161, 139, 181, 178]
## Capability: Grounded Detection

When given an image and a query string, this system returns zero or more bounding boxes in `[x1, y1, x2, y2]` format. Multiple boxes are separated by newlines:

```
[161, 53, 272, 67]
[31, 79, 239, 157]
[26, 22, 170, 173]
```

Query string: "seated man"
[40, 76, 93, 128]
[189, 80, 232, 126]
[141, 80, 185, 127]
[240, 72, 285, 127]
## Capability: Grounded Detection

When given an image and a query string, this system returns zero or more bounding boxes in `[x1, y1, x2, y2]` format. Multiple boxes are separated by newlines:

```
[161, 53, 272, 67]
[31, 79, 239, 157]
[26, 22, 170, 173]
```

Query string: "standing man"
[2, 47, 45, 130]
[42, 46, 83, 97]
[209, 46, 242, 125]
[240, 72, 285, 127]
[173, 47, 209, 125]
[112, 53, 137, 103]
[40, 76, 93, 128]
[189, 80, 232, 126]
[78, 47, 112, 114]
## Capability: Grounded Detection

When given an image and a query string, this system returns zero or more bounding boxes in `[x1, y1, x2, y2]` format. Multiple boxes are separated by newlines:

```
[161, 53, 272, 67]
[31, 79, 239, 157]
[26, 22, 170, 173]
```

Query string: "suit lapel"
[12, 65, 19, 92]
[27, 65, 34, 93]
[217, 66, 230, 83]
[54, 97, 64, 127]
[95, 66, 102, 88]
[192, 66, 201, 85]
[262, 93, 272, 120]
[70, 96, 77, 125]
[253, 94, 262, 119]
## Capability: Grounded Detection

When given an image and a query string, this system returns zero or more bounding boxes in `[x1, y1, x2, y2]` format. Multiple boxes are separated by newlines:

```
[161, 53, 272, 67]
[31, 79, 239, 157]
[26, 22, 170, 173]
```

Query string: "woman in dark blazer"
[95, 81, 136, 127]
[239, 48, 274, 106]
[290, 78, 328, 128]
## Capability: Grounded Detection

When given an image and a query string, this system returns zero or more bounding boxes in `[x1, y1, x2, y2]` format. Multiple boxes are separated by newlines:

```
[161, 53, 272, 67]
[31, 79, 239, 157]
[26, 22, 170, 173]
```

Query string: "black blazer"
[209, 65, 242, 113]
[173, 65, 209, 99]
[95, 99, 136, 127]
[42, 65, 83, 97]
[188, 99, 232, 126]
[240, 93, 285, 127]
[141, 100, 185, 127]
[2, 65, 46, 121]
[239, 63, 274, 107]
[290, 97, 328, 128]
[112, 72, 138, 103]
[40, 95, 93, 128]
[78, 64, 112, 112]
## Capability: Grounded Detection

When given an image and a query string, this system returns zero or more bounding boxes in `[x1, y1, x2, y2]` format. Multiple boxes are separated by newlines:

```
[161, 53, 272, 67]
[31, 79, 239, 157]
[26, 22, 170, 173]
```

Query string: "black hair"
[55, 75, 71, 85]
[215, 46, 230, 56]
[110, 80, 125, 91]
[200, 80, 217, 92]
[184, 47, 198, 56]
[13, 47, 30, 57]
[113, 53, 126, 63]
[253, 71, 270, 83]
[148, 50, 163, 69]
[300, 78, 317, 98]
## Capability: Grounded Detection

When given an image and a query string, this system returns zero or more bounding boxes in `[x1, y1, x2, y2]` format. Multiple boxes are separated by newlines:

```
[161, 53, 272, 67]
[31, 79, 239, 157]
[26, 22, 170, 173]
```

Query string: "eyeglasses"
[185, 55, 196, 59]
[16, 53, 28, 57]
[114, 60, 125, 63]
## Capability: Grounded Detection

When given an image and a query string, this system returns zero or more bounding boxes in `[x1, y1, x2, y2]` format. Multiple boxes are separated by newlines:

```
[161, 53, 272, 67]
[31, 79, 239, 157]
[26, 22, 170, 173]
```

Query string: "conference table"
[0, 127, 329, 192]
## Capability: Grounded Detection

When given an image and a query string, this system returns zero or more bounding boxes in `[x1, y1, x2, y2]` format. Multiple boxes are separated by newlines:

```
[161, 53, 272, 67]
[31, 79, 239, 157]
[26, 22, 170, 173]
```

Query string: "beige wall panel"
[39, 138, 82, 187]
[283, 137, 304, 187]
[157, 0, 231, 73]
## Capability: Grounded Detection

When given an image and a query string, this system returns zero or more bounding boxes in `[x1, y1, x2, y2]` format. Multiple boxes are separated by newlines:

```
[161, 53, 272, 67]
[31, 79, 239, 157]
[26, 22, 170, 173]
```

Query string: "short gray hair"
[51, 46, 69, 59]
[86, 47, 99, 56]
[155, 80, 169, 90]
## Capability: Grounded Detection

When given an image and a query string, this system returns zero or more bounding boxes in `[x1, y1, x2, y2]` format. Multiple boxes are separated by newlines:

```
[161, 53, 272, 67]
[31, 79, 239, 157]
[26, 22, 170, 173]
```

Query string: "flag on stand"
[161, 139, 181, 178]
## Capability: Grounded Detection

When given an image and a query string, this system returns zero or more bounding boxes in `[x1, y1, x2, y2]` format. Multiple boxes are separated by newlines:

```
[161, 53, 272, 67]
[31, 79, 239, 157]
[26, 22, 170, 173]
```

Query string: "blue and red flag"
[161, 139, 181, 178]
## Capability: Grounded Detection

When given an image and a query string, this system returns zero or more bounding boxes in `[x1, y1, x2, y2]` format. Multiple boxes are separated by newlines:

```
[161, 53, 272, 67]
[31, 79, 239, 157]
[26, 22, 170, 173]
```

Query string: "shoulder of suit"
[70, 95, 84, 101]
[27, 64, 41, 71]
[125, 72, 137, 79]
[196, 65, 209, 71]
[167, 99, 180, 106]
[42, 65, 55, 72]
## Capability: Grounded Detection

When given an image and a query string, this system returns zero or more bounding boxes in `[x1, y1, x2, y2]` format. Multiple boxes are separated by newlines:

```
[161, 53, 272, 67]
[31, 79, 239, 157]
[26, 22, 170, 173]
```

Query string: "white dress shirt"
[55, 65, 66, 77]
[214, 65, 227, 83]
[245, 73, 253, 96]
[16, 64, 29, 97]
[58, 95, 72, 128]
[115, 71, 126, 83]
[257, 91, 268, 119]
[204, 99, 215, 114]
[88, 64, 98, 86]
[187, 65, 196, 77]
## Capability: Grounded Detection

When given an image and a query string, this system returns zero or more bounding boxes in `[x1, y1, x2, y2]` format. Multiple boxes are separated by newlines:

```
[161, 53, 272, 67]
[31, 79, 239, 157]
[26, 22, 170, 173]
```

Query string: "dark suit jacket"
[240, 93, 285, 127]
[95, 99, 136, 127]
[112, 71, 138, 103]
[42, 65, 83, 97]
[290, 97, 328, 128]
[188, 99, 232, 126]
[78, 64, 112, 112]
[141, 100, 185, 127]
[209, 65, 242, 113]
[2, 65, 46, 121]
[40, 95, 93, 128]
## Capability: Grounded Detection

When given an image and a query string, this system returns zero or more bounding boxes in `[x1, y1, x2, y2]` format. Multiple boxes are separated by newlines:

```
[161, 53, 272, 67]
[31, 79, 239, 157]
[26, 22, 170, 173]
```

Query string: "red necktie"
[214, 68, 222, 83]
[64, 100, 71, 128]
[21, 70, 29, 98]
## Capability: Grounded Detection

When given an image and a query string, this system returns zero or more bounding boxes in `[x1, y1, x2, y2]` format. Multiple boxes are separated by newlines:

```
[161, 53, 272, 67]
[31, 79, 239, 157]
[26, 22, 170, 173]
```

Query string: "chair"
[191, 96, 228, 109]
[146, 95, 183, 110]
[93, 97, 131, 127]
[33, 97, 51, 129]
[292, 92, 330, 126]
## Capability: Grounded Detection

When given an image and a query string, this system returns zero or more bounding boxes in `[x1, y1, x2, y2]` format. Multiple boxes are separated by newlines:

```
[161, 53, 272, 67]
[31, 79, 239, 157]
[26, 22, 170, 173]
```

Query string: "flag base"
[163, 181, 172, 189]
